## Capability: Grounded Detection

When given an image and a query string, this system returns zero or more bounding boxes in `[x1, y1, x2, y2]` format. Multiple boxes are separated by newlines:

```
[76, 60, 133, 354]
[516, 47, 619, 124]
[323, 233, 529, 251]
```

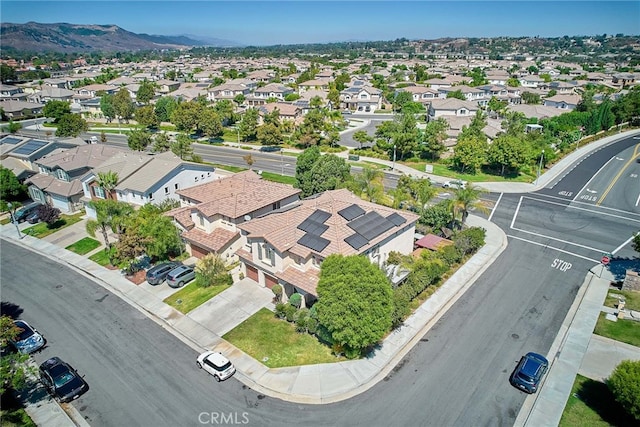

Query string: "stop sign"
[601, 255, 610, 265]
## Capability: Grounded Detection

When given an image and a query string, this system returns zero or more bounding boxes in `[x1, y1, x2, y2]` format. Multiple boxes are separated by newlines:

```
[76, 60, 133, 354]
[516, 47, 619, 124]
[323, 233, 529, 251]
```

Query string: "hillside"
[0, 22, 212, 53]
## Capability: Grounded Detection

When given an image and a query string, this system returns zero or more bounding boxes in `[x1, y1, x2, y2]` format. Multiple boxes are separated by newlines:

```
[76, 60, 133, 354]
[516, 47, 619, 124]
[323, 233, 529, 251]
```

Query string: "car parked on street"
[510, 352, 549, 394]
[10, 320, 45, 354]
[145, 261, 181, 285]
[196, 351, 236, 382]
[25, 209, 42, 224]
[39, 357, 89, 403]
[13, 202, 42, 223]
[166, 265, 196, 288]
[442, 180, 467, 190]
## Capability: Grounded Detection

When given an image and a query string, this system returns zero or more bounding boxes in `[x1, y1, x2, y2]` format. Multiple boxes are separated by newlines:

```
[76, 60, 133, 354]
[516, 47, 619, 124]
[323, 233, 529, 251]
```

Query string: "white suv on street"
[442, 179, 467, 189]
[197, 351, 236, 382]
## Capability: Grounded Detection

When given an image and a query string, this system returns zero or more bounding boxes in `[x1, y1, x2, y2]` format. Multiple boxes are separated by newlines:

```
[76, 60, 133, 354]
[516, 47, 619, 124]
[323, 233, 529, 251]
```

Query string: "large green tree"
[55, 113, 88, 137]
[608, 360, 640, 421]
[171, 133, 194, 160]
[135, 105, 159, 129]
[295, 145, 321, 195]
[127, 128, 153, 151]
[199, 108, 223, 138]
[238, 108, 259, 142]
[86, 199, 133, 250]
[0, 166, 26, 205]
[154, 96, 178, 123]
[295, 147, 350, 197]
[487, 134, 529, 176]
[152, 132, 171, 153]
[43, 100, 71, 123]
[315, 254, 394, 357]
[136, 79, 156, 104]
[170, 100, 204, 133]
[100, 93, 116, 123]
[113, 88, 135, 123]
[257, 123, 283, 146]
[421, 117, 449, 160]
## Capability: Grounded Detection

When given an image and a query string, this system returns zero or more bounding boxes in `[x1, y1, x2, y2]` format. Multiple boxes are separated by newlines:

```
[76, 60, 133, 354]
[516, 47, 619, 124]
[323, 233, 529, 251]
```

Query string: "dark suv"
[13, 202, 42, 223]
[146, 261, 181, 285]
[510, 352, 549, 394]
[39, 357, 88, 403]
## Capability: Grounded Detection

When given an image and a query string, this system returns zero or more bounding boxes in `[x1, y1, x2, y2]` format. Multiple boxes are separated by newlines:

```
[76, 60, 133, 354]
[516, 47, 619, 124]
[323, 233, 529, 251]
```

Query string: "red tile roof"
[415, 234, 453, 250]
[182, 227, 239, 252]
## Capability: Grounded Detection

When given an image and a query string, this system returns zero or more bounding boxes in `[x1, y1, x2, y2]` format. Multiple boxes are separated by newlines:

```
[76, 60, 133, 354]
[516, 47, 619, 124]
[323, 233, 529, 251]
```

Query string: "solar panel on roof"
[12, 140, 47, 156]
[345, 233, 368, 250]
[347, 211, 395, 241]
[1, 136, 22, 145]
[297, 233, 330, 253]
[386, 212, 407, 226]
[307, 209, 331, 223]
[297, 219, 329, 236]
[338, 204, 365, 221]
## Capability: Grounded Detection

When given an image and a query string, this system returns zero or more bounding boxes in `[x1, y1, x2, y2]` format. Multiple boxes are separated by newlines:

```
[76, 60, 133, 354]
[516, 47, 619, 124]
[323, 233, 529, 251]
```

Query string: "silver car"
[11, 320, 45, 354]
[166, 265, 195, 288]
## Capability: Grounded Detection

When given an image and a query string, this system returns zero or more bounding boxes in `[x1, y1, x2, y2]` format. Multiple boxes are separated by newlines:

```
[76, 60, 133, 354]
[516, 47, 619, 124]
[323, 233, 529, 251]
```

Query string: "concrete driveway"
[187, 278, 274, 336]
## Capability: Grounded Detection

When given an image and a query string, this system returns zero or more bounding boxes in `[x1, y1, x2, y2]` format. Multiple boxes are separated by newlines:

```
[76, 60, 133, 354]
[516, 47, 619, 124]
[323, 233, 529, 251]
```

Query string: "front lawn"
[163, 281, 230, 314]
[604, 289, 640, 311]
[22, 213, 84, 238]
[89, 249, 111, 267]
[593, 312, 640, 347]
[559, 374, 637, 427]
[260, 171, 296, 185]
[403, 161, 535, 183]
[223, 308, 345, 368]
[65, 237, 101, 255]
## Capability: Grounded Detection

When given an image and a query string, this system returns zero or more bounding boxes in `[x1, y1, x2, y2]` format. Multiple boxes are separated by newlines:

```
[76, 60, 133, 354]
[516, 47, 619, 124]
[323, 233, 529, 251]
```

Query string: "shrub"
[195, 253, 227, 288]
[344, 345, 361, 359]
[438, 244, 463, 266]
[289, 293, 302, 308]
[608, 360, 640, 421]
[308, 304, 318, 319]
[37, 205, 61, 225]
[293, 307, 309, 324]
[295, 311, 308, 333]
[274, 302, 287, 319]
[306, 317, 318, 334]
[284, 304, 297, 322]
[315, 324, 334, 345]
[391, 288, 411, 328]
[453, 227, 486, 255]
[271, 284, 283, 301]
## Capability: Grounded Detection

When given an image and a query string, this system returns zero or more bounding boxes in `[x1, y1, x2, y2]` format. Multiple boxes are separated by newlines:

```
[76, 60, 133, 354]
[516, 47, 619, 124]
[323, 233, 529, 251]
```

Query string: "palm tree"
[354, 167, 385, 203]
[86, 199, 133, 250]
[451, 184, 489, 227]
[95, 171, 119, 200]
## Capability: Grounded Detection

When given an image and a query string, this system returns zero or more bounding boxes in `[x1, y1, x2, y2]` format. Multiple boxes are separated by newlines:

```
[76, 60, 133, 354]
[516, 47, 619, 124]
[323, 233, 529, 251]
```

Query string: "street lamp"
[280, 149, 284, 174]
[237, 127, 240, 145]
[6, 202, 23, 239]
[535, 149, 545, 185]
[392, 144, 397, 171]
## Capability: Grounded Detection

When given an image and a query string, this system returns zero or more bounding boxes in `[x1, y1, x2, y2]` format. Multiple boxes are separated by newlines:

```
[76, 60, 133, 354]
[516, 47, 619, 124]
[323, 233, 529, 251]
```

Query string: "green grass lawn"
[223, 308, 345, 368]
[604, 289, 640, 311]
[89, 249, 111, 266]
[163, 281, 230, 314]
[559, 374, 637, 427]
[22, 212, 84, 238]
[260, 171, 296, 185]
[0, 217, 10, 225]
[403, 162, 535, 183]
[593, 312, 640, 347]
[65, 237, 101, 255]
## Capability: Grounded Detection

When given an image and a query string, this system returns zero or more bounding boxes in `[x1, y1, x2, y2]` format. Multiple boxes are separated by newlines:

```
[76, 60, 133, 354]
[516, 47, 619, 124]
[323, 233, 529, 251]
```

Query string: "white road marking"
[636, 193, 640, 207]
[510, 225, 608, 253]
[488, 192, 503, 222]
[612, 233, 639, 255]
[510, 196, 523, 229]
[506, 234, 600, 263]
[573, 155, 618, 202]
[523, 196, 640, 223]
[585, 189, 597, 194]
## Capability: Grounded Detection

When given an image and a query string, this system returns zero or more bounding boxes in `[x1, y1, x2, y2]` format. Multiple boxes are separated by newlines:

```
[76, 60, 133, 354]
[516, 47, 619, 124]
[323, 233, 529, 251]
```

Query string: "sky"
[1, 1, 639, 46]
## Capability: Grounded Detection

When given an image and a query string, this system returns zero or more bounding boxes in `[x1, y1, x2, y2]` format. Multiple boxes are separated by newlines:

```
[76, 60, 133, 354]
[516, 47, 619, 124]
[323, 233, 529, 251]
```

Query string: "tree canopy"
[608, 360, 640, 421]
[42, 100, 71, 123]
[55, 113, 88, 137]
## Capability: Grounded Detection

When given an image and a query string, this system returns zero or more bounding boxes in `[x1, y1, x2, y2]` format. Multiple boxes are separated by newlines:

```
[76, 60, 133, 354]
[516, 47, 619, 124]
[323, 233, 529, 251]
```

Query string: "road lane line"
[510, 196, 523, 229]
[527, 193, 640, 218]
[522, 196, 640, 223]
[597, 144, 640, 205]
[506, 234, 600, 263]
[488, 192, 503, 222]
[573, 155, 618, 202]
[636, 193, 640, 207]
[612, 233, 639, 255]
[510, 226, 608, 253]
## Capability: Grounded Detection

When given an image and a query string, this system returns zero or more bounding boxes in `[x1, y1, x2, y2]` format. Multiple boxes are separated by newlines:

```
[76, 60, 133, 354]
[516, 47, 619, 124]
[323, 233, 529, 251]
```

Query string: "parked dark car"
[146, 261, 181, 285]
[166, 265, 196, 288]
[13, 202, 42, 223]
[510, 352, 549, 394]
[39, 357, 88, 403]
[259, 146, 282, 152]
[26, 210, 41, 224]
[10, 320, 45, 354]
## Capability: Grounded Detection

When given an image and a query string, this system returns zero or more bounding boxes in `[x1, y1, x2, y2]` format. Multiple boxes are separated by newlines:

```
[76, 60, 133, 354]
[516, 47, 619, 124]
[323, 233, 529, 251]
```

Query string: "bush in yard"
[274, 302, 287, 319]
[438, 244, 463, 267]
[289, 293, 302, 308]
[391, 287, 411, 327]
[37, 205, 61, 225]
[195, 253, 227, 288]
[608, 360, 640, 421]
[315, 324, 334, 346]
[453, 227, 486, 255]
[294, 310, 309, 333]
[284, 304, 297, 322]
[306, 317, 318, 334]
[271, 284, 283, 302]
[344, 346, 361, 359]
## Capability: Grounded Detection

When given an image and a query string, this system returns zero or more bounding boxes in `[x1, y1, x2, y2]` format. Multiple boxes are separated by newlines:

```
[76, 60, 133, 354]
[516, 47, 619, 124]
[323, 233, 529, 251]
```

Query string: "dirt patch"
[126, 270, 147, 285]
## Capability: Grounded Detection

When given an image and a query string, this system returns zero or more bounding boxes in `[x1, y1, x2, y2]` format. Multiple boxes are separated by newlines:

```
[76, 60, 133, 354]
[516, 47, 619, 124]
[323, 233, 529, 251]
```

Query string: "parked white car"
[442, 180, 467, 189]
[196, 351, 236, 382]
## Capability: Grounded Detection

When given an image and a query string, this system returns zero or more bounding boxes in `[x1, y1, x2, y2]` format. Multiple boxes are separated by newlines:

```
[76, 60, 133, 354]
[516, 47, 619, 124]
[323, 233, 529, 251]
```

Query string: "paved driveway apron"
[187, 278, 274, 335]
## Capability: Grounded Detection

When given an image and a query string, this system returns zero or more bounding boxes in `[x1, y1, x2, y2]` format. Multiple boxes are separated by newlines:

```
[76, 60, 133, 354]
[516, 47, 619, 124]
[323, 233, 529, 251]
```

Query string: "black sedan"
[39, 357, 89, 403]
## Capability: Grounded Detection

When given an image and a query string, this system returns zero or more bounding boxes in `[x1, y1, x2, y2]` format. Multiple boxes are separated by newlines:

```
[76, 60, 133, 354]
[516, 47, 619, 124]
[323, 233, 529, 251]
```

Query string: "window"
[164, 186, 169, 195]
[266, 246, 275, 266]
[56, 169, 68, 181]
[148, 193, 153, 200]
[175, 183, 179, 190]
[257, 243, 263, 260]
[272, 201, 280, 210]
[94, 186, 105, 199]
[199, 214, 204, 227]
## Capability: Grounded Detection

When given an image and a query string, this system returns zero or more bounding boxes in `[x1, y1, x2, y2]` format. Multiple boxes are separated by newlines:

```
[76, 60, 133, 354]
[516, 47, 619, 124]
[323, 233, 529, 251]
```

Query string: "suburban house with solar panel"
[236, 188, 419, 306]
[24, 144, 123, 213]
[166, 170, 301, 262]
[81, 151, 217, 218]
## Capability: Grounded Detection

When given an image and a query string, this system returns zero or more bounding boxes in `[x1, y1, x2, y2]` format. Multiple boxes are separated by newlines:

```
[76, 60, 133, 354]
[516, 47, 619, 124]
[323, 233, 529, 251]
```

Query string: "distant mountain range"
[0, 22, 241, 53]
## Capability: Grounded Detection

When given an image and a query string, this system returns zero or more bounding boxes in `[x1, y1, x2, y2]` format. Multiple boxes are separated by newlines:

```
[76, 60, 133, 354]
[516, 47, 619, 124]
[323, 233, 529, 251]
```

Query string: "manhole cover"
[511, 333, 519, 339]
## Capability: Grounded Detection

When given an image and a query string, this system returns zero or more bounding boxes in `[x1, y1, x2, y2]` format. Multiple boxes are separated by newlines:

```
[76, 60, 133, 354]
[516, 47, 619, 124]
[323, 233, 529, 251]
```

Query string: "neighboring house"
[612, 73, 637, 88]
[75, 97, 102, 118]
[396, 86, 439, 106]
[246, 69, 275, 82]
[542, 94, 581, 110]
[423, 78, 453, 90]
[257, 102, 302, 124]
[519, 75, 545, 88]
[0, 84, 30, 102]
[507, 103, 567, 120]
[248, 83, 294, 106]
[207, 83, 251, 102]
[166, 170, 301, 262]
[437, 85, 486, 103]
[486, 72, 511, 85]
[74, 84, 118, 99]
[82, 151, 217, 218]
[340, 85, 383, 112]
[0, 100, 45, 120]
[428, 98, 479, 120]
[155, 79, 181, 94]
[25, 145, 123, 213]
[236, 188, 419, 305]
[297, 79, 330, 93]
[28, 86, 75, 104]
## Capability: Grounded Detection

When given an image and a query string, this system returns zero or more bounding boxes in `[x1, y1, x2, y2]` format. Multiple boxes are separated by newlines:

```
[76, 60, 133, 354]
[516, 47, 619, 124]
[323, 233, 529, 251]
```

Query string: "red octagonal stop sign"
[601, 256, 610, 265]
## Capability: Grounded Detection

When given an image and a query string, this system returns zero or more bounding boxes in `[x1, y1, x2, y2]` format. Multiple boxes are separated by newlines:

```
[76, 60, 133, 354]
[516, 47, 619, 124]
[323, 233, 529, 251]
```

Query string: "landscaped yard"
[403, 161, 535, 183]
[604, 289, 640, 311]
[593, 312, 640, 347]
[164, 281, 230, 314]
[22, 212, 84, 238]
[89, 249, 111, 266]
[65, 237, 101, 255]
[559, 374, 637, 427]
[223, 308, 345, 368]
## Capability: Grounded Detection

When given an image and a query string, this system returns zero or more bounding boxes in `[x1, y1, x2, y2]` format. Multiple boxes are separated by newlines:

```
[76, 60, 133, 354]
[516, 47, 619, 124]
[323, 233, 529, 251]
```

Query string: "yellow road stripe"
[597, 144, 640, 205]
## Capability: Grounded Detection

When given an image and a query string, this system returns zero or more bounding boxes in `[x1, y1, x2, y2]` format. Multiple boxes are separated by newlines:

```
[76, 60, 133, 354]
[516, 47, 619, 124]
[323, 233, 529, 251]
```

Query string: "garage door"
[190, 244, 209, 259]
[246, 265, 258, 282]
[265, 274, 278, 290]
